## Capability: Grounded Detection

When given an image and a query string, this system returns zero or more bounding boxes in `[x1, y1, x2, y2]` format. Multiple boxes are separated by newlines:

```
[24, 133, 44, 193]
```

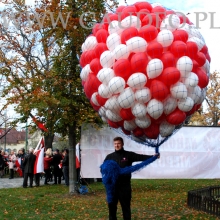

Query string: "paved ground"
[0, 177, 57, 189]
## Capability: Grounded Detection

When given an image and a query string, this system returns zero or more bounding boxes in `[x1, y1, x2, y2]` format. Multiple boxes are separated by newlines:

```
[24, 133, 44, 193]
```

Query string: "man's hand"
[154, 153, 160, 159]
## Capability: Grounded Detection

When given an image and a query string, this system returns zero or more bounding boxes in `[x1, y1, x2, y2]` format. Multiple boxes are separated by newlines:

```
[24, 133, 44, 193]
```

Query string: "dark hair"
[113, 137, 124, 145]
[64, 149, 69, 154]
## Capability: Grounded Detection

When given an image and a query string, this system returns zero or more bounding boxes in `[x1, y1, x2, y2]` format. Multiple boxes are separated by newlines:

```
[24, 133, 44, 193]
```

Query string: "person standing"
[0, 150, 5, 178]
[104, 137, 159, 220]
[52, 149, 62, 184]
[23, 148, 36, 188]
[18, 148, 26, 177]
[62, 149, 69, 186]
[44, 151, 53, 185]
[8, 151, 16, 179]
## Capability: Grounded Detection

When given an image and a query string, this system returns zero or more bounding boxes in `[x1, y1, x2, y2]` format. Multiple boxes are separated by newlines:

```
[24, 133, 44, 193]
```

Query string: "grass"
[0, 179, 220, 220]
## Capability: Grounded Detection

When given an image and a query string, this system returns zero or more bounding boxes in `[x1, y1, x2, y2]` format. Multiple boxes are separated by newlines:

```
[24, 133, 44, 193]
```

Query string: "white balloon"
[99, 106, 107, 117]
[105, 95, 121, 113]
[176, 56, 193, 77]
[127, 73, 147, 89]
[135, 116, 151, 129]
[178, 97, 194, 112]
[188, 86, 202, 104]
[170, 82, 188, 99]
[91, 92, 100, 106]
[178, 22, 191, 34]
[160, 15, 180, 31]
[108, 77, 126, 95]
[97, 68, 115, 85]
[183, 72, 198, 88]
[108, 20, 123, 35]
[187, 37, 205, 51]
[163, 96, 177, 115]
[81, 43, 86, 52]
[101, 116, 108, 123]
[106, 110, 122, 122]
[118, 88, 135, 109]
[147, 99, 163, 119]
[188, 25, 204, 40]
[80, 64, 91, 81]
[132, 103, 148, 118]
[147, 59, 163, 79]
[160, 121, 175, 137]
[98, 84, 112, 98]
[202, 60, 210, 75]
[135, 87, 151, 104]
[106, 33, 121, 51]
[197, 88, 206, 104]
[100, 50, 115, 68]
[84, 36, 98, 51]
[113, 44, 130, 60]
[157, 29, 174, 47]
[120, 16, 141, 30]
[124, 120, 137, 131]
[126, 37, 147, 53]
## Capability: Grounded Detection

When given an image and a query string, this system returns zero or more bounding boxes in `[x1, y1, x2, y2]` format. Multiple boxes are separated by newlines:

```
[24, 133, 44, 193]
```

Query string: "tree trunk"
[68, 122, 77, 194]
[44, 133, 54, 150]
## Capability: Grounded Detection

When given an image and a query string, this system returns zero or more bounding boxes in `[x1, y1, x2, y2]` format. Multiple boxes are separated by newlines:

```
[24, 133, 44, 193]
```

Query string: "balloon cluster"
[80, 2, 210, 140]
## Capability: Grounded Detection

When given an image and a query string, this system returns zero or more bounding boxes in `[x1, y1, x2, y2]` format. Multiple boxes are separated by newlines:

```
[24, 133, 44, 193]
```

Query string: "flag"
[15, 158, 23, 177]
[34, 137, 45, 174]
[76, 143, 80, 169]
[30, 113, 48, 132]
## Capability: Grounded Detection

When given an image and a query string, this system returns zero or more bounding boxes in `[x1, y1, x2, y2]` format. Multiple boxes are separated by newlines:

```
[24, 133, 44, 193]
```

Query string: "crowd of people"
[0, 147, 74, 188]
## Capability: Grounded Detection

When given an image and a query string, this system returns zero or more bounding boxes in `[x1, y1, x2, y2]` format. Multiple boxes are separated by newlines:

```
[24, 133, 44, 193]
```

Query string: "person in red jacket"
[44, 151, 53, 185]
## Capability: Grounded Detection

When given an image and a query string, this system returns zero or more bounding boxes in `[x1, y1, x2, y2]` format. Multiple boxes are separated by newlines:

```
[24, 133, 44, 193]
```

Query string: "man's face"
[114, 140, 123, 151]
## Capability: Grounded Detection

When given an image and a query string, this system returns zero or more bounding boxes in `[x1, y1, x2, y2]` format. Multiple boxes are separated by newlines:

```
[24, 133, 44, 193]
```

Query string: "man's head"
[29, 148, 34, 153]
[113, 137, 124, 151]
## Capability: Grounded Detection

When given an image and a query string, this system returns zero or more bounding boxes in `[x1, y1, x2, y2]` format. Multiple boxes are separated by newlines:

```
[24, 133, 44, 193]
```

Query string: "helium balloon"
[79, 1, 210, 141]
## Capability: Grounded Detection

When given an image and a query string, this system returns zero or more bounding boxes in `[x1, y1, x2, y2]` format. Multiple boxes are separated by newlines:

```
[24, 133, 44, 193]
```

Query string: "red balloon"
[94, 43, 108, 58]
[159, 67, 180, 86]
[122, 127, 131, 135]
[144, 123, 159, 139]
[134, 2, 152, 12]
[96, 94, 108, 106]
[103, 13, 118, 24]
[142, 13, 161, 28]
[200, 45, 208, 55]
[113, 59, 132, 81]
[120, 108, 134, 120]
[186, 41, 198, 59]
[84, 50, 96, 65]
[120, 6, 137, 20]
[90, 100, 100, 111]
[186, 104, 201, 116]
[121, 27, 139, 44]
[92, 23, 102, 35]
[195, 52, 206, 67]
[108, 120, 120, 128]
[139, 25, 158, 42]
[166, 109, 186, 125]
[192, 60, 199, 72]
[151, 6, 166, 19]
[170, 41, 187, 58]
[195, 68, 209, 88]
[79, 51, 87, 67]
[95, 29, 109, 43]
[165, 10, 175, 16]
[173, 30, 188, 43]
[147, 41, 163, 58]
[83, 73, 101, 99]
[136, 9, 150, 21]
[130, 52, 148, 73]
[90, 58, 102, 74]
[160, 52, 176, 68]
[133, 127, 144, 137]
[150, 80, 169, 101]
[116, 5, 126, 13]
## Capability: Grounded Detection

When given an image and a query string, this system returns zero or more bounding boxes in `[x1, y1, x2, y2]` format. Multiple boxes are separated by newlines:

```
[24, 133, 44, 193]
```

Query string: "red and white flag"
[15, 158, 23, 177]
[34, 137, 45, 174]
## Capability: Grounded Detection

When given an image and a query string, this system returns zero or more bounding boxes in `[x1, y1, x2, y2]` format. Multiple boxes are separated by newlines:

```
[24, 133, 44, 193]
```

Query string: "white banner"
[80, 126, 220, 179]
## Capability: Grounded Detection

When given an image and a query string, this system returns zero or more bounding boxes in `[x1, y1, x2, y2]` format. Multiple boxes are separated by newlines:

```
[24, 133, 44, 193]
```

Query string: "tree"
[0, 0, 118, 193]
[189, 71, 220, 126]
